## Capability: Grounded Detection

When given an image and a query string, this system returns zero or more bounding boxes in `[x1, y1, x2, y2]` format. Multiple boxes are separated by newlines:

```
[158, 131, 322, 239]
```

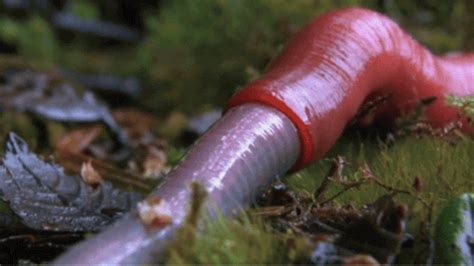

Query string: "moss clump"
[167, 135, 474, 264]
[288, 135, 474, 220]
[167, 213, 309, 265]
[290, 135, 474, 263]
[167, 182, 308, 264]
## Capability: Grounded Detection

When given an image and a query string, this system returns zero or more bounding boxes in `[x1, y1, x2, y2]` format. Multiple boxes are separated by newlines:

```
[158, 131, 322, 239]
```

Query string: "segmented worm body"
[55, 104, 300, 263]
[55, 7, 474, 264]
[228, 8, 474, 168]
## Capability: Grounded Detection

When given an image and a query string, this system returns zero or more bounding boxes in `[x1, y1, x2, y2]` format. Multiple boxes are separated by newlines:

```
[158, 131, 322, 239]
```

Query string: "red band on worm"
[227, 87, 314, 170]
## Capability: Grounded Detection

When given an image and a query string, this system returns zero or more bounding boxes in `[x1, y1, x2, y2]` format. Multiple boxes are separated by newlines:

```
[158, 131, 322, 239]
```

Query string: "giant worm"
[54, 7, 474, 264]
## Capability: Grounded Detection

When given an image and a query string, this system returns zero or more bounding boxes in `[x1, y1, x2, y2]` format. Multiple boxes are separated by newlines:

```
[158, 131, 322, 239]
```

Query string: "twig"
[313, 156, 347, 201]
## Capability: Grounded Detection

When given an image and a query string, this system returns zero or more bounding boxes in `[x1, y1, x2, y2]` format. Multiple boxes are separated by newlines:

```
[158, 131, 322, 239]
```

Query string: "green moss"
[289, 136, 474, 217]
[382, 0, 469, 53]
[167, 213, 308, 264]
[291, 135, 474, 263]
[166, 146, 186, 166]
[0, 16, 58, 67]
[167, 135, 474, 264]
[167, 182, 305, 264]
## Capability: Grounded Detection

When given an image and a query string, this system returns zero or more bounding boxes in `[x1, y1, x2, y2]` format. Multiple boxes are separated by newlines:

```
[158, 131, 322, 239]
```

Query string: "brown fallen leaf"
[112, 108, 161, 147]
[80, 161, 103, 187]
[55, 125, 103, 154]
[56, 150, 155, 194]
[143, 146, 170, 179]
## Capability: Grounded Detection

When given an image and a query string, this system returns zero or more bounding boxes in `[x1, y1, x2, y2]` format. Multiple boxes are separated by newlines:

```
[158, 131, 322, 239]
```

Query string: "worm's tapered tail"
[55, 7, 474, 264]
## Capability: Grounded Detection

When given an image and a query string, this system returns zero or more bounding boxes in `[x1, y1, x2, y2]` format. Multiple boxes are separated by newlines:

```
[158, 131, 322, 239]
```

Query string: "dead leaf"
[56, 150, 155, 194]
[55, 125, 103, 154]
[112, 108, 161, 147]
[143, 146, 170, 179]
[0, 132, 142, 232]
[80, 161, 103, 187]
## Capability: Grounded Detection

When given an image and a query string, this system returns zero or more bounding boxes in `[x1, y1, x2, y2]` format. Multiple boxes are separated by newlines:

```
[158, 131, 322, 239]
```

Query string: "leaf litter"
[0, 66, 169, 262]
[0, 132, 142, 232]
[0, 69, 129, 147]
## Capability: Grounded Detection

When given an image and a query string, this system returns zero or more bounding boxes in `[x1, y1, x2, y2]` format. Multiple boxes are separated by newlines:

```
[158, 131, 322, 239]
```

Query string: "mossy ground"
[166, 135, 474, 264]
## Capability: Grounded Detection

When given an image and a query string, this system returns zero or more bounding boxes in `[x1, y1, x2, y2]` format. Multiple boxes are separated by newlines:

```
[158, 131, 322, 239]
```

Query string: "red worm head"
[227, 7, 474, 169]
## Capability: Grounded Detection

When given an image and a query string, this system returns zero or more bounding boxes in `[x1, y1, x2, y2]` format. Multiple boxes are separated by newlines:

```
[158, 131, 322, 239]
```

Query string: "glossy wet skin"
[56, 7, 473, 264]
[229, 7, 474, 169]
[54, 104, 300, 264]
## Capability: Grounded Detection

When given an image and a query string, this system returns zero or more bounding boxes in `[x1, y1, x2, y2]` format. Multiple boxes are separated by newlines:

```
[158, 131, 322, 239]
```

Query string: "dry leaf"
[80, 161, 103, 187]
